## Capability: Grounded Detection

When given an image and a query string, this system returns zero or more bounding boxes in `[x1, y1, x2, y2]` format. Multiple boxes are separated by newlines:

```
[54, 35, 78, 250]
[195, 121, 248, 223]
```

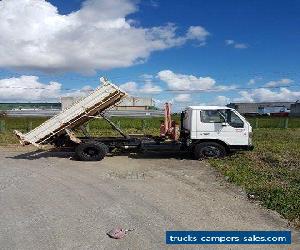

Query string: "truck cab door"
[196, 110, 223, 139]
[196, 109, 248, 145]
[220, 109, 248, 145]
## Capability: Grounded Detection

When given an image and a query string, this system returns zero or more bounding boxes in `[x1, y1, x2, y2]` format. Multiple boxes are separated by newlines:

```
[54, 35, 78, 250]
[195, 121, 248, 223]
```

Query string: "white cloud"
[213, 96, 231, 106]
[0, 75, 61, 101]
[174, 94, 191, 102]
[247, 77, 263, 85]
[118, 81, 138, 93]
[140, 83, 162, 94]
[0, 0, 209, 73]
[149, 0, 159, 8]
[64, 85, 94, 98]
[225, 40, 235, 45]
[234, 43, 248, 49]
[140, 74, 153, 81]
[157, 70, 234, 91]
[225, 39, 248, 49]
[233, 88, 300, 102]
[265, 78, 293, 87]
[0, 75, 95, 101]
[119, 81, 161, 94]
[248, 78, 256, 85]
[186, 26, 210, 45]
[140, 74, 155, 85]
[157, 70, 215, 90]
[215, 85, 237, 91]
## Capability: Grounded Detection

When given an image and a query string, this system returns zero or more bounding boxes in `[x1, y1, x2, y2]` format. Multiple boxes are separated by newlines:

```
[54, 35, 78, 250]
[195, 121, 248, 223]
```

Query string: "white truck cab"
[182, 106, 253, 158]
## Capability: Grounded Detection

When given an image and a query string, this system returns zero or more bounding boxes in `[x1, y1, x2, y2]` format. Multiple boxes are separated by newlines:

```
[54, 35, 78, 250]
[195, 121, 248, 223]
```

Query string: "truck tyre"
[194, 142, 226, 159]
[75, 142, 108, 161]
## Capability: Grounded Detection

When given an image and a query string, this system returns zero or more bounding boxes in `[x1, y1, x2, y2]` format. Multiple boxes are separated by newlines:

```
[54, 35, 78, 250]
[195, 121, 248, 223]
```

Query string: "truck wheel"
[194, 142, 226, 159]
[75, 142, 108, 161]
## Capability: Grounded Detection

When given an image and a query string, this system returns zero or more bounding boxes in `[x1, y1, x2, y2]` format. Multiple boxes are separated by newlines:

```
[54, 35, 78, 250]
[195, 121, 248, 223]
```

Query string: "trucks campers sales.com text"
[166, 231, 291, 245]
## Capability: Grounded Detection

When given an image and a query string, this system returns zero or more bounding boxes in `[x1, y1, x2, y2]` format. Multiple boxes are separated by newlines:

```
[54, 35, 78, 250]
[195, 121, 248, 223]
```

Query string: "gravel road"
[0, 148, 299, 249]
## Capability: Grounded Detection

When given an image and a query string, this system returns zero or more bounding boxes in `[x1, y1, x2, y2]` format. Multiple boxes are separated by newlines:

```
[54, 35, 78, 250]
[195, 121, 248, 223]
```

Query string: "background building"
[0, 103, 61, 111]
[227, 102, 295, 116]
[61, 96, 156, 111]
[114, 97, 156, 111]
[0, 96, 161, 117]
[290, 101, 300, 117]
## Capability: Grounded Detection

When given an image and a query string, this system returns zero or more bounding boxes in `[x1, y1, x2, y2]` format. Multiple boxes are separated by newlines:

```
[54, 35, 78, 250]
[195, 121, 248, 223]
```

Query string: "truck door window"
[201, 110, 225, 123]
[226, 110, 244, 128]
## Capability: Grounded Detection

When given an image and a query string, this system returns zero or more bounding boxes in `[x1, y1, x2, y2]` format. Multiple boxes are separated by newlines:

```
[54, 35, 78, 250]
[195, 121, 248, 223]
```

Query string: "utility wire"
[0, 86, 81, 91]
[0, 84, 299, 92]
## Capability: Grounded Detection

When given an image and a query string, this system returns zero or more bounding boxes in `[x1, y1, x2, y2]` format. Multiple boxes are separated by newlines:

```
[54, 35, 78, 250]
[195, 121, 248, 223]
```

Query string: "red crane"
[160, 103, 179, 140]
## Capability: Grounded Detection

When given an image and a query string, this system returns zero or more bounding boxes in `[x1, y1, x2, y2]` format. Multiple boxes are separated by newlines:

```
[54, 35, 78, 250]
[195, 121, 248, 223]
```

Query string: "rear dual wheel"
[75, 141, 108, 161]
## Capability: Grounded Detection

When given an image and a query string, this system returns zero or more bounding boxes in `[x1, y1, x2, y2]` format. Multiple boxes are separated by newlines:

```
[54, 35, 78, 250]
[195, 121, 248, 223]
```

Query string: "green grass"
[209, 129, 300, 228]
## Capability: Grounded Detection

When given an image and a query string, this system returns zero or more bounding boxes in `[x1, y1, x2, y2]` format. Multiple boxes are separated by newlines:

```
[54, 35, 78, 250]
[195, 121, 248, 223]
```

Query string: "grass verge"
[209, 129, 300, 228]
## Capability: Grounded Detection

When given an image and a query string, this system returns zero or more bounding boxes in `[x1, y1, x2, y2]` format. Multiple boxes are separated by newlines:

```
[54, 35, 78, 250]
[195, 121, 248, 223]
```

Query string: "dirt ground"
[0, 147, 299, 250]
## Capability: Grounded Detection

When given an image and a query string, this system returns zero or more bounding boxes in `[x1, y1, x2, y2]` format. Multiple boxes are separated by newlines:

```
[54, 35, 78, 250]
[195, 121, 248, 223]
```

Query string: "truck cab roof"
[186, 106, 232, 110]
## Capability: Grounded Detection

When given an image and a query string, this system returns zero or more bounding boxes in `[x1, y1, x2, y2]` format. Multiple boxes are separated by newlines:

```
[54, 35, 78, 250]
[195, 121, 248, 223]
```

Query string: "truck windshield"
[222, 109, 244, 128]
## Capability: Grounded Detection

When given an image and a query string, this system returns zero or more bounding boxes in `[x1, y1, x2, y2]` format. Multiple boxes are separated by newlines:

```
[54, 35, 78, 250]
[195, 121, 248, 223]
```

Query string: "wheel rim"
[201, 146, 221, 157]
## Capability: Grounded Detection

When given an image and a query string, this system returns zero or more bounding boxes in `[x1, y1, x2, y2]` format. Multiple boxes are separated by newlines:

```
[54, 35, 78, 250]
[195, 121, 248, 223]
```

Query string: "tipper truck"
[15, 77, 253, 161]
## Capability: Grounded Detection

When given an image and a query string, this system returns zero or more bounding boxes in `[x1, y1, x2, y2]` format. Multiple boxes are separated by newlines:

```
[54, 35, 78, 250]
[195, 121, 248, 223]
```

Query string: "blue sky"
[0, 0, 299, 108]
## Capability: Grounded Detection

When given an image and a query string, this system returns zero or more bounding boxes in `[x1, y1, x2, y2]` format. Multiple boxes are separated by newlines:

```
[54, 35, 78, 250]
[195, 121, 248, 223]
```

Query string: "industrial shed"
[227, 102, 294, 115]
[290, 101, 300, 117]
[61, 96, 156, 111]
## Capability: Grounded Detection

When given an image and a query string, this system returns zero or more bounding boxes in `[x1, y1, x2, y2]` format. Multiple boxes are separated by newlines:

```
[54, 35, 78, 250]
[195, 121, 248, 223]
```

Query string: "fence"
[247, 117, 300, 129]
[4, 109, 164, 118]
[0, 116, 165, 135]
[0, 117, 300, 135]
